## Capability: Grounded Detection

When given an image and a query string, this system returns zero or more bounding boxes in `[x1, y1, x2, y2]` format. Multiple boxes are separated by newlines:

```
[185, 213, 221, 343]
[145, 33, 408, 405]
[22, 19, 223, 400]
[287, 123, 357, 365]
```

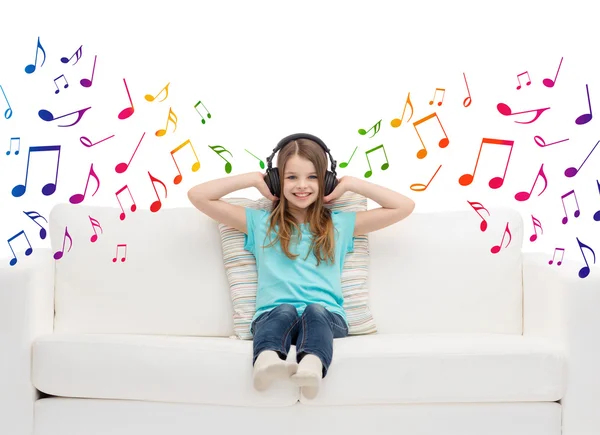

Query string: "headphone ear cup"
[324, 171, 338, 197]
[266, 168, 280, 197]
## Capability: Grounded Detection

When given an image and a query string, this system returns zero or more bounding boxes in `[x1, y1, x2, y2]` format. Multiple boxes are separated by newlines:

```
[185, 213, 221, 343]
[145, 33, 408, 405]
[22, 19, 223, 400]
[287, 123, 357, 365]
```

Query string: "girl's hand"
[255, 172, 279, 201]
[323, 176, 350, 204]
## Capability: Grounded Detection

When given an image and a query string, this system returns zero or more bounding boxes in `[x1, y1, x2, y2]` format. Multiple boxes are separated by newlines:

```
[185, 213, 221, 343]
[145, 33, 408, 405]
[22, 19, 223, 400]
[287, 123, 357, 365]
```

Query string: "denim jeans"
[251, 303, 349, 378]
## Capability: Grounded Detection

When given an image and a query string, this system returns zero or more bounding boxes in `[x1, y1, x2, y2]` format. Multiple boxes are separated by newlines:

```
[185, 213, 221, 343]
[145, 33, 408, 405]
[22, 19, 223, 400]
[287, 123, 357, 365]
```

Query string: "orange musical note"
[7, 137, 20, 155]
[364, 144, 389, 178]
[171, 139, 201, 184]
[209, 145, 233, 174]
[118, 78, 135, 120]
[194, 100, 211, 124]
[6, 230, 33, 266]
[339, 146, 357, 168]
[462, 72, 472, 107]
[38, 106, 91, 127]
[549, 247, 565, 266]
[89, 216, 103, 243]
[23, 210, 48, 240]
[575, 84, 592, 125]
[516, 71, 531, 90]
[412, 112, 449, 159]
[155, 107, 178, 137]
[148, 172, 168, 213]
[116, 132, 146, 173]
[410, 165, 442, 192]
[12, 145, 61, 197]
[560, 190, 580, 225]
[391, 92, 413, 128]
[113, 244, 127, 263]
[529, 215, 543, 242]
[491, 222, 511, 254]
[80, 55, 97, 88]
[80, 133, 115, 148]
[458, 138, 514, 189]
[53, 74, 69, 94]
[24, 36, 46, 74]
[115, 185, 137, 221]
[467, 200, 490, 232]
[576, 237, 595, 279]
[60, 45, 83, 65]
[69, 163, 100, 204]
[429, 87, 445, 106]
[145, 82, 170, 102]
[497, 103, 550, 124]
[358, 119, 382, 137]
[543, 57, 563, 88]
[564, 139, 599, 178]
[534, 135, 568, 148]
[515, 163, 547, 202]
[53, 226, 73, 260]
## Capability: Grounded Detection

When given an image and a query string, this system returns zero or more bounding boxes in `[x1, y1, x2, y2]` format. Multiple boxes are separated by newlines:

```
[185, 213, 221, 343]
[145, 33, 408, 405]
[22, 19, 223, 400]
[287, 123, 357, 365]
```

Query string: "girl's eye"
[287, 176, 317, 179]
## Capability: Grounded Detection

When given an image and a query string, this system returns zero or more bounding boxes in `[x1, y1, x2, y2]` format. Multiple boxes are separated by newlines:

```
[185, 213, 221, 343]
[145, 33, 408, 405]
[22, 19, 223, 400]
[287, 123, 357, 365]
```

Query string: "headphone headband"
[266, 133, 337, 176]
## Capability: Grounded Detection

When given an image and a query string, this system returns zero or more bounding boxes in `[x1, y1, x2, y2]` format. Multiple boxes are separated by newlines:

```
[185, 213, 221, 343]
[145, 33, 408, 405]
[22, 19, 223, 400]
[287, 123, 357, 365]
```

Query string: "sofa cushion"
[218, 192, 377, 339]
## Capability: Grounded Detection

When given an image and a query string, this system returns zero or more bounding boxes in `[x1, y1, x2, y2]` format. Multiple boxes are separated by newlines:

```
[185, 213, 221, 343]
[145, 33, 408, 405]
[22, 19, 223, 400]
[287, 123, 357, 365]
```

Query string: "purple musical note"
[575, 84, 593, 125]
[565, 139, 599, 178]
[6, 230, 33, 266]
[39, 106, 91, 127]
[576, 237, 596, 279]
[23, 210, 48, 239]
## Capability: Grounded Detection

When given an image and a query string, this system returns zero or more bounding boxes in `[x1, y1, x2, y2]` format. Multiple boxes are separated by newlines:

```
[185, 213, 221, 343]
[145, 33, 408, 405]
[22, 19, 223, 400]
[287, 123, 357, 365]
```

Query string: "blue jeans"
[250, 303, 349, 378]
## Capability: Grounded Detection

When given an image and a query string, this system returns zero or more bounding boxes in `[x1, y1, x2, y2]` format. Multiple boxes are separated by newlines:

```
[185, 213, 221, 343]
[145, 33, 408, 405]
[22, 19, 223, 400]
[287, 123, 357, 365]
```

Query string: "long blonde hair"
[260, 138, 337, 266]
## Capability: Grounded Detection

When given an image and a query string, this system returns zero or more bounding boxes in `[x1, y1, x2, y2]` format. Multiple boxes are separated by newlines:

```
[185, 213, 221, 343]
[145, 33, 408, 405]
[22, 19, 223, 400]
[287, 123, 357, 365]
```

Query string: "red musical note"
[543, 57, 563, 88]
[594, 180, 600, 222]
[410, 165, 442, 192]
[116, 132, 146, 173]
[560, 190, 580, 224]
[115, 185, 137, 220]
[80, 55, 97, 88]
[69, 163, 100, 204]
[80, 133, 115, 148]
[564, 139, 599, 178]
[491, 222, 512, 254]
[575, 84, 592, 125]
[53, 226, 73, 260]
[391, 92, 413, 127]
[89, 216, 103, 243]
[428, 87, 445, 106]
[7, 136, 20, 155]
[53, 74, 69, 94]
[576, 237, 596, 279]
[60, 45, 83, 65]
[38, 106, 91, 127]
[497, 103, 550, 124]
[155, 108, 178, 137]
[193, 100, 211, 124]
[12, 145, 61, 197]
[459, 138, 514, 189]
[467, 200, 490, 232]
[515, 163, 547, 202]
[529, 215, 543, 242]
[171, 139, 201, 184]
[24, 36, 46, 74]
[516, 71, 531, 90]
[534, 135, 568, 148]
[118, 78, 135, 120]
[148, 172, 168, 213]
[6, 230, 33, 266]
[113, 244, 127, 263]
[462, 73, 472, 107]
[23, 210, 48, 240]
[145, 82, 170, 102]
[549, 248, 565, 266]
[412, 112, 449, 159]
[358, 119, 382, 137]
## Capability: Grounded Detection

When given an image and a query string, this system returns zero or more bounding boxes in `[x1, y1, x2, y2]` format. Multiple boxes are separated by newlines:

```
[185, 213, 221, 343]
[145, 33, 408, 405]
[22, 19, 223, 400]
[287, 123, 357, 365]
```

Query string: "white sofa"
[1, 200, 599, 435]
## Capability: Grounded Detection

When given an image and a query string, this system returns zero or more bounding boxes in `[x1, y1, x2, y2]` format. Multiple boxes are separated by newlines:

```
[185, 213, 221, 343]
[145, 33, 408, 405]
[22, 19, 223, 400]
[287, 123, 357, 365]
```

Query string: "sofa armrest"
[0, 248, 55, 435]
[523, 251, 600, 435]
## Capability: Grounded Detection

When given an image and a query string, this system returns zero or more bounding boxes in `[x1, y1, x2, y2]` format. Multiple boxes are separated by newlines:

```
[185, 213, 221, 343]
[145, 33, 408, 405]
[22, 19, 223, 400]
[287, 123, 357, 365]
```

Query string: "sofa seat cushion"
[301, 333, 567, 405]
[31, 333, 298, 407]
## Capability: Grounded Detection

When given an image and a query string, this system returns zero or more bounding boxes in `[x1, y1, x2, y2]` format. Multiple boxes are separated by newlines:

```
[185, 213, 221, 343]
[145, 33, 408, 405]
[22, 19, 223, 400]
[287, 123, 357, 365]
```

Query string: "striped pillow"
[218, 192, 377, 340]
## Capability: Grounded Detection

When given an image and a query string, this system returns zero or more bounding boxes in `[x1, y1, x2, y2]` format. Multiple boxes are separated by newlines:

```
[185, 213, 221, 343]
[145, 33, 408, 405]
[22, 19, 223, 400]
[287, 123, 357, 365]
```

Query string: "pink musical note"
[53, 226, 73, 260]
[409, 165, 442, 192]
[80, 133, 115, 148]
[594, 180, 600, 222]
[171, 139, 201, 184]
[60, 45, 83, 65]
[24, 36, 46, 74]
[115, 185, 137, 220]
[564, 139, 599, 178]
[516, 71, 531, 90]
[497, 103, 550, 124]
[412, 112, 450, 159]
[575, 84, 592, 125]
[515, 163, 548, 202]
[115, 132, 146, 173]
[118, 78, 135, 120]
[428, 87, 445, 106]
[80, 55, 97, 88]
[69, 163, 100, 204]
[38, 106, 91, 127]
[7, 137, 20, 155]
[12, 145, 61, 197]
[6, 230, 33, 266]
[467, 200, 490, 232]
[560, 190, 581, 225]
[89, 216, 103, 243]
[543, 57, 563, 88]
[23, 210, 48, 240]
[576, 237, 595, 279]
[549, 247, 565, 266]
[53, 74, 69, 94]
[148, 171, 168, 213]
[529, 215, 543, 242]
[491, 222, 512, 254]
[462, 73, 472, 107]
[113, 244, 127, 263]
[534, 135, 569, 148]
[459, 138, 514, 189]
[391, 92, 413, 128]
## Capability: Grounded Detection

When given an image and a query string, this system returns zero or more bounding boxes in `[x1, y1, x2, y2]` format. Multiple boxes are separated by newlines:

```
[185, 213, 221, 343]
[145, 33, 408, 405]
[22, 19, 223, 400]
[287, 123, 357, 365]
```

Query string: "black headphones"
[264, 133, 338, 198]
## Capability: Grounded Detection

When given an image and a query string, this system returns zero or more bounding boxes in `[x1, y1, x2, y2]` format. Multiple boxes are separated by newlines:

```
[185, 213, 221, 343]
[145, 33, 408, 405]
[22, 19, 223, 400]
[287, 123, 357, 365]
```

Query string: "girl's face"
[282, 155, 320, 214]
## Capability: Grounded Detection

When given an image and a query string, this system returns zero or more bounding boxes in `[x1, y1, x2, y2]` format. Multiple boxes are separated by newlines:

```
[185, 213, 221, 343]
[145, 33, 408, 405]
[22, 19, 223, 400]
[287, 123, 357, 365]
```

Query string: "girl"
[187, 134, 415, 399]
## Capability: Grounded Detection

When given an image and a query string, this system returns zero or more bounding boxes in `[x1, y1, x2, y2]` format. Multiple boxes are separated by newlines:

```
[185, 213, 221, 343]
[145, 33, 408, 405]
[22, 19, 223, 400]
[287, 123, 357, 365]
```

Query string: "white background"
[1, 0, 599, 271]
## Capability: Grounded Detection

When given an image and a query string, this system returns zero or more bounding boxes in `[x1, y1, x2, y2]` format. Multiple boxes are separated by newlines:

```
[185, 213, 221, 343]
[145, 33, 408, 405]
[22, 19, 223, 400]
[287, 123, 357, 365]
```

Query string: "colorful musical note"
[115, 185, 137, 220]
[53, 226, 73, 260]
[516, 71, 531, 90]
[410, 165, 442, 192]
[497, 103, 550, 124]
[80, 133, 115, 148]
[38, 106, 91, 127]
[339, 146, 358, 168]
[364, 144, 389, 178]
[1, 84, 12, 119]
[549, 248, 565, 266]
[23, 210, 48, 240]
[7, 230, 33, 266]
[12, 145, 61, 197]
[148, 172, 168, 213]
[575, 84, 592, 125]
[80, 55, 97, 88]
[429, 87, 445, 106]
[458, 138, 514, 189]
[534, 135, 569, 148]
[89, 216, 103, 243]
[467, 200, 490, 232]
[560, 190, 580, 224]
[113, 244, 127, 262]
[209, 145, 233, 174]
[564, 139, 598, 178]
[390, 92, 413, 128]
[24, 37, 46, 74]
[115, 132, 146, 173]
[358, 119, 382, 137]
[412, 112, 449, 159]
[594, 180, 600, 222]
[575, 237, 595, 279]
[529, 215, 543, 242]
[245, 149, 265, 169]
[69, 163, 100, 204]
[491, 222, 512, 254]
[462, 73, 472, 107]
[194, 100, 211, 124]
[60, 45, 83, 65]
[118, 78, 135, 120]
[543, 57, 563, 88]
[53, 74, 69, 94]
[171, 139, 201, 184]
[515, 163, 547, 202]
[7, 137, 20, 155]
[155, 108, 178, 137]
[145, 82, 170, 102]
